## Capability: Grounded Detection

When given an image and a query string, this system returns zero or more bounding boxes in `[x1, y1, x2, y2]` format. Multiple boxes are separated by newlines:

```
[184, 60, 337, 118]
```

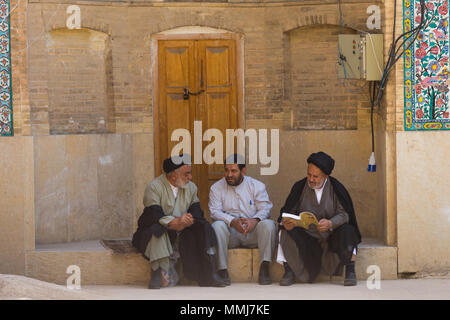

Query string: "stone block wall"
[19, 0, 385, 243]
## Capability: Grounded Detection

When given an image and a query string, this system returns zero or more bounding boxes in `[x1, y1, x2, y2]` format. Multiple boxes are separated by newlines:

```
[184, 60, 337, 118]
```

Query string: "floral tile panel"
[0, 0, 12, 136]
[404, 0, 450, 130]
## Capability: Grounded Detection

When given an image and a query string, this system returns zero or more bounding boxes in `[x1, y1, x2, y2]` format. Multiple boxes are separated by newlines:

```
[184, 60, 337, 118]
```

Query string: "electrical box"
[337, 34, 383, 81]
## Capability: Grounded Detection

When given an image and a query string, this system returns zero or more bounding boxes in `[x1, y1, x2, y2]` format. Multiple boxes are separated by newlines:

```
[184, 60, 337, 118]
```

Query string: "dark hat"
[307, 151, 335, 175]
[163, 154, 191, 173]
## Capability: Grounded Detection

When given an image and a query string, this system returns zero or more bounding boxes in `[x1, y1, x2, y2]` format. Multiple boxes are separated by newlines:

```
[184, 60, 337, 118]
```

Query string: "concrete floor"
[82, 279, 450, 300]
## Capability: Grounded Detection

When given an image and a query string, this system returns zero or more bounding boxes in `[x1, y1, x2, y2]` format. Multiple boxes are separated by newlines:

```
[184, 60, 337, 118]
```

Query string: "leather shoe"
[258, 261, 272, 285]
[210, 271, 228, 287]
[218, 269, 231, 286]
[344, 262, 357, 286]
[201, 255, 227, 287]
[148, 267, 161, 289]
[279, 263, 295, 286]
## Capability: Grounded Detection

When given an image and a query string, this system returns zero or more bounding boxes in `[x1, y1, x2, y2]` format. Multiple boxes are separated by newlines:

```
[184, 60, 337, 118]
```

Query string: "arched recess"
[46, 28, 114, 134]
[283, 24, 369, 130]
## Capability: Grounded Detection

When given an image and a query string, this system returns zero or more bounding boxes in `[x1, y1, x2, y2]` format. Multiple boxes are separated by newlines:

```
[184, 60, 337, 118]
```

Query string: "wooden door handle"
[183, 88, 205, 100]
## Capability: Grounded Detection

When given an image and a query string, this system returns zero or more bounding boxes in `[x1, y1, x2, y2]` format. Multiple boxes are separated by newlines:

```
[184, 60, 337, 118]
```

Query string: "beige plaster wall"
[396, 131, 450, 273]
[34, 133, 154, 244]
[246, 129, 380, 240]
[0, 137, 35, 275]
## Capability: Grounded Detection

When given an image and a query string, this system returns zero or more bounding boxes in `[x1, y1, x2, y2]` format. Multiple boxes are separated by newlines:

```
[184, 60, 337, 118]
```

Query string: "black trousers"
[287, 223, 359, 283]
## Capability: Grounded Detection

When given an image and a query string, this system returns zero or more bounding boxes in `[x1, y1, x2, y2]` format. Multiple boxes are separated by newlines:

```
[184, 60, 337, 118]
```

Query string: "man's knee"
[334, 223, 356, 235]
[256, 219, 276, 235]
[212, 220, 229, 235]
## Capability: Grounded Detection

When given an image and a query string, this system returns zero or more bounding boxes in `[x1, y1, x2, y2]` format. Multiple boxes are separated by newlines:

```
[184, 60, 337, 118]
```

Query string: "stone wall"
[21, 1, 384, 242]
[0, 137, 34, 275]
[396, 132, 450, 273]
[33, 133, 154, 244]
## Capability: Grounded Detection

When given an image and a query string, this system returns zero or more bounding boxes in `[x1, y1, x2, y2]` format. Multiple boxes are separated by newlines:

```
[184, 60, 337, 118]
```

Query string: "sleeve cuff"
[330, 216, 342, 229]
[159, 216, 175, 227]
[225, 216, 235, 227]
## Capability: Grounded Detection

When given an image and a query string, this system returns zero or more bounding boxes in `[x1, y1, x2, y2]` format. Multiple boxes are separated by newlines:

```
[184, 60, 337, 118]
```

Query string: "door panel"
[205, 46, 230, 88]
[158, 39, 238, 219]
[158, 40, 196, 163]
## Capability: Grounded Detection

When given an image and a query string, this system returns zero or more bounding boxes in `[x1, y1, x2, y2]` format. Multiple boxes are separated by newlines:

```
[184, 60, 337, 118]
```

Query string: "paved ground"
[2, 274, 449, 300]
[82, 279, 450, 300]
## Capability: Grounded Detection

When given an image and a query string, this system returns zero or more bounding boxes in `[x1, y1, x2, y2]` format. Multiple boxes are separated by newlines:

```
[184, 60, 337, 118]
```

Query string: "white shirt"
[314, 178, 328, 204]
[209, 176, 273, 226]
[169, 182, 178, 199]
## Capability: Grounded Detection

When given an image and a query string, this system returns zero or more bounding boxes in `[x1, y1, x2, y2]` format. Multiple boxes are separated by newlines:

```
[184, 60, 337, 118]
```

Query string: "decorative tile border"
[0, 0, 12, 136]
[404, 0, 450, 130]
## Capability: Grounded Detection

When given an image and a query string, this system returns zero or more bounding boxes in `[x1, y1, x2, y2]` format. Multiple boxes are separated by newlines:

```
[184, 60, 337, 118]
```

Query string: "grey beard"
[308, 180, 324, 190]
[176, 178, 188, 189]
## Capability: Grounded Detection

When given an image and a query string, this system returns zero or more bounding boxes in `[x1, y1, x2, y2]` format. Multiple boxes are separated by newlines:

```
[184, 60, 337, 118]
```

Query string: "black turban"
[307, 152, 335, 175]
[163, 154, 191, 173]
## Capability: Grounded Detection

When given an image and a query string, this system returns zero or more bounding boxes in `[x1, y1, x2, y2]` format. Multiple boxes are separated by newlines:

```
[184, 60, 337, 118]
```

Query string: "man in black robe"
[132, 154, 226, 289]
[276, 152, 361, 286]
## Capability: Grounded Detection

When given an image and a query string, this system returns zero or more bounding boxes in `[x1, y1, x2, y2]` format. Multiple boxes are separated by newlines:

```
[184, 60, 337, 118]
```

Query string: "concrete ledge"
[0, 274, 106, 300]
[27, 241, 149, 285]
[27, 239, 397, 285]
[356, 240, 398, 280]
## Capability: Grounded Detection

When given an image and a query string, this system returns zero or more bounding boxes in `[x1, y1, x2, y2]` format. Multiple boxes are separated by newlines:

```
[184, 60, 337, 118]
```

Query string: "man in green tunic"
[132, 154, 226, 289]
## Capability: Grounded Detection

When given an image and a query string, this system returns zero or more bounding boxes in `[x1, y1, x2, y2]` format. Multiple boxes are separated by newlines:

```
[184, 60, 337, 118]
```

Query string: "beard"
[307, 177, 326, 190]
[175, 176, 189, 189]
[226, 173, 244, 186]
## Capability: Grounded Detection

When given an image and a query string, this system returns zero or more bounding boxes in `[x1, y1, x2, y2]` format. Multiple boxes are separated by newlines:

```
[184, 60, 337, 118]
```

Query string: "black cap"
[307, 151, 335, 175]
[163, 154, 191, 173]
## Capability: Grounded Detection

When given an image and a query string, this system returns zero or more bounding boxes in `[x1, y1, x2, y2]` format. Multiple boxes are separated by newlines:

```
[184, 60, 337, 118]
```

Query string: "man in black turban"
[132, 154, 227, 289]
[276, 151, 361, 286]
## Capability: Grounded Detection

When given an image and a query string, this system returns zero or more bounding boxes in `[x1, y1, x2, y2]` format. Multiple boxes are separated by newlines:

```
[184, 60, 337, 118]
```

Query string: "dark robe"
[278, 177, 361, 282]
[132, 202, 219, 286]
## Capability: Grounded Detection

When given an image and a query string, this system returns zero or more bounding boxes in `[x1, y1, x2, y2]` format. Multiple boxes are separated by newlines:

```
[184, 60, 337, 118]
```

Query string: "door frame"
[151, 29, 245, 176]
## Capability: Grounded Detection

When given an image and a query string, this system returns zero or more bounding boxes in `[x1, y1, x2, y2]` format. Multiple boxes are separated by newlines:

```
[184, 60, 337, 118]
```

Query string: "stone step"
[26, 238, 397, 286]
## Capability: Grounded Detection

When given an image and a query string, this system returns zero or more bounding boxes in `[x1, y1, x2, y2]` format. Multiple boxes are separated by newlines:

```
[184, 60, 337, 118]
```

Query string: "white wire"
[361, 31, 384, 77]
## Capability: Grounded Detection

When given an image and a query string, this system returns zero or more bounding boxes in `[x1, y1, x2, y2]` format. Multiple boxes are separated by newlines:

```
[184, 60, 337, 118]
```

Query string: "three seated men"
[133, 152, 361, 288]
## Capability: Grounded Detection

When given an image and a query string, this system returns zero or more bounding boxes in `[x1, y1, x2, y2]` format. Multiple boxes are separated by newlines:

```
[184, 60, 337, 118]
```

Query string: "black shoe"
[344, 261, 357, 286]
[209, 271, 228, 287]
[218, 269, 231, 286]
[279, 263, 295, 286]
[201, 255, 227, 287]
[148, 267, 161, 289]
[258, 261, 272, 285]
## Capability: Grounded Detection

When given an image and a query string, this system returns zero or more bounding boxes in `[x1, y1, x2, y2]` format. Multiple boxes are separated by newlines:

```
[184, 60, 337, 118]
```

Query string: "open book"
[281, 212, 319, 230]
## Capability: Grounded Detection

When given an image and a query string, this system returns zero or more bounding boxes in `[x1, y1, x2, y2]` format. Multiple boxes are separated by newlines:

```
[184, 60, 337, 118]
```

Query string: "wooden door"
[157, 39, 238, 219]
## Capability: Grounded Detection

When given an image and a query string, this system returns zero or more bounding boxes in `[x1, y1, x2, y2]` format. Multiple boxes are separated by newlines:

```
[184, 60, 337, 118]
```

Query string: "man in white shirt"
[209, 154, 276, 285]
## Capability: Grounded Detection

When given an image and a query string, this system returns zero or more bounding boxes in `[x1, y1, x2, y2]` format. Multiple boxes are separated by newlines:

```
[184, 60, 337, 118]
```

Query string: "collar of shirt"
[168, 181, 179, 199]
[314, 178, 328, 204]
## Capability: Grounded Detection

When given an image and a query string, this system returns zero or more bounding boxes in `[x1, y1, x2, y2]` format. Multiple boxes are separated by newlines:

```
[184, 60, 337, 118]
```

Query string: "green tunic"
[143, 174, 199, 270]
